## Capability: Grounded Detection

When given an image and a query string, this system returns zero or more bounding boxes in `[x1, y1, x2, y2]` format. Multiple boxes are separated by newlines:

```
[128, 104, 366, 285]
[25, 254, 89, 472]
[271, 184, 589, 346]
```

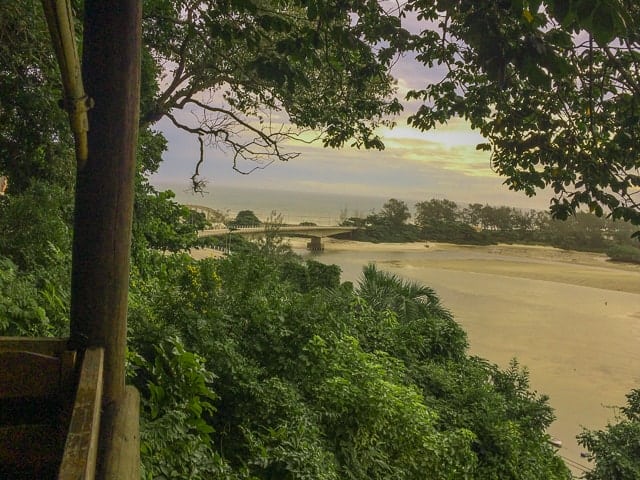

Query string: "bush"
[578, 389, 640, 480]
[606, 244, 640, 264]
[0, 257, 68, 336]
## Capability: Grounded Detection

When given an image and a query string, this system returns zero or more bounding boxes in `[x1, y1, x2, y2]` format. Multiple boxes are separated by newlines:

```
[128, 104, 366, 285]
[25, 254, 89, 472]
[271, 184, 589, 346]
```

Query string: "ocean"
[154, 182, 414, 225]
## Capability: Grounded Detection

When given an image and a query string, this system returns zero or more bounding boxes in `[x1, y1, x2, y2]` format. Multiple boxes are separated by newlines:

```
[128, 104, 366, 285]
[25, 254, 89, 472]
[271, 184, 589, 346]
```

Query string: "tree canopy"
[140, 0, 406, 188]
[380, 198, 411, 227]
[404, 0, 640, 232]
[232, 209, 262, 226]
[137, 0, 640, 231]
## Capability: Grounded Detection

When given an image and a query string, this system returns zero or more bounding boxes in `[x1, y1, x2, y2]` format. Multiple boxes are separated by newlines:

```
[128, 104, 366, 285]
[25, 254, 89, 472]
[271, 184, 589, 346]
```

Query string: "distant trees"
[379, 198, 411, 227]
[342, 199, 420, 243]
[415, 199, 458, 227]
[461, 203, 484, 228]
[233, 210, 262, 226]
[345, 197, 640, 260]
[413, 199, 486, 243]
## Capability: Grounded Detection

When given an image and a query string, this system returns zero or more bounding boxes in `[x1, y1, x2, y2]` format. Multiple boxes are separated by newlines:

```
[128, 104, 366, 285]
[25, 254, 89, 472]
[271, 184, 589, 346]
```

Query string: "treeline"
[340, 198, 640, 261]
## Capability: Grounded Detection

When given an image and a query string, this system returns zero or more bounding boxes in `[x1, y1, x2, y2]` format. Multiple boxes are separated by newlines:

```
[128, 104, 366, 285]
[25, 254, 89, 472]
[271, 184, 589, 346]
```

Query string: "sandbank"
[286, 238, 640, 295]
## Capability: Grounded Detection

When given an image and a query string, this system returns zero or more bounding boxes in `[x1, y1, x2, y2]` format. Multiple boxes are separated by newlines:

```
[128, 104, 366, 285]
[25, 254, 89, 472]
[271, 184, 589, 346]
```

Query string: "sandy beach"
[288, 238, 640, 294]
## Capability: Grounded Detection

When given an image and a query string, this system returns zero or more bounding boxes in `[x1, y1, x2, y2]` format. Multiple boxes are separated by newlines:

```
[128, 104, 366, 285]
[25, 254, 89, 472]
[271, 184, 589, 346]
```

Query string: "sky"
[150, 17, 553, 212]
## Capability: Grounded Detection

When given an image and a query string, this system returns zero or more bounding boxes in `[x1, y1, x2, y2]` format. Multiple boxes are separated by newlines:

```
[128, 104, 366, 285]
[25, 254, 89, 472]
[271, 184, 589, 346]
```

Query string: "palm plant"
[357, 264, 451, 322]
[356, 264, 467, 362]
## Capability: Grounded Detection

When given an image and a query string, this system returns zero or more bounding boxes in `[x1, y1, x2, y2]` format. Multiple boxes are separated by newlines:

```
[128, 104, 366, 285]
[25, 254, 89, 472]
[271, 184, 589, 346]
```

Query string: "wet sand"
[289, 238, 640, 476]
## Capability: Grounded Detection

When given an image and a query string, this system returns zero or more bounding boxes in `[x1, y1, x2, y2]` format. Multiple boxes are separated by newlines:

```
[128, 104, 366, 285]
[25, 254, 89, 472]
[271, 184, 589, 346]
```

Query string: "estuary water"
[294, 239, 640, 477]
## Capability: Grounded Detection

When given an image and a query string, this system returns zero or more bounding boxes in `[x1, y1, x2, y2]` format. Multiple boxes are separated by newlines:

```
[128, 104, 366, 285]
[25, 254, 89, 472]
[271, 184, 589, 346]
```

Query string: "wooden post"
[99, 386, 140, 479]
[70, 0, 141, 407]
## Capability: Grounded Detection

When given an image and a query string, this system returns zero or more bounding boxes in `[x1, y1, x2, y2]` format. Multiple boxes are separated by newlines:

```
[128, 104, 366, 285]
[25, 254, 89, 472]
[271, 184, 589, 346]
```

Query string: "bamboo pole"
[40, 0, 91, 166]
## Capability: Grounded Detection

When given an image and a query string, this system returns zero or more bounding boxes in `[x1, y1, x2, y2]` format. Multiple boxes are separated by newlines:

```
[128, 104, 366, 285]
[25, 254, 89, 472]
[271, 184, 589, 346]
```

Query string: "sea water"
[154, 182, 417, 225]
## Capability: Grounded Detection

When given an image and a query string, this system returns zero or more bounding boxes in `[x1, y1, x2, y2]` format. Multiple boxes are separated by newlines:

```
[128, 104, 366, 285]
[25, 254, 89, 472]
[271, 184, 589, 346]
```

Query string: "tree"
[405, 0, 640, 233]
[233, 209, 261, 226]
[461, 203, 484, 228]
[0, 0, 75, 193]
[133, 187, 208, 255]
[415, 199, 459, 228]
[380, 198, 411, 227]
[140, 0, 406, 189]
[480, 205, 516, 232]
[0, 181, 73, 270]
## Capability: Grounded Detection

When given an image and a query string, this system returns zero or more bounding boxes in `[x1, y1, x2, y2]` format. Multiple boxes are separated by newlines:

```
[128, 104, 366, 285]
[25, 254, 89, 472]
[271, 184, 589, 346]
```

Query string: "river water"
[295, 240, 640, 477]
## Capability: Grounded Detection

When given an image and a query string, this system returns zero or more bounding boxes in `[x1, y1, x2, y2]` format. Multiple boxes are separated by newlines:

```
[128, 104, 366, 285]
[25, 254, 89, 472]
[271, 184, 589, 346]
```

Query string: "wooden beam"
[58, 347, 104, 480]
[70, 0, 142, 405]
[98, 386, 140, 480]
[0, 337, 69, 355]
[0, 351, 61, 399]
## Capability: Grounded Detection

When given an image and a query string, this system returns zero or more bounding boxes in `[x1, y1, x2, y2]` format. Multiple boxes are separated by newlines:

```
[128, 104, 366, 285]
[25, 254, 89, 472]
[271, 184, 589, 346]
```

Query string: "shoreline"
[191, 238, 640, 294]
[285, 238, 640, 295]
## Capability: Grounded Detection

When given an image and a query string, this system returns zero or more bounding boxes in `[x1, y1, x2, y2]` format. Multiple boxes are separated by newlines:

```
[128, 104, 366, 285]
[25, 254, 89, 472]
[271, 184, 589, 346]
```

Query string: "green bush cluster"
[127, 245, 570, 479]
[343, 198, 640, 251]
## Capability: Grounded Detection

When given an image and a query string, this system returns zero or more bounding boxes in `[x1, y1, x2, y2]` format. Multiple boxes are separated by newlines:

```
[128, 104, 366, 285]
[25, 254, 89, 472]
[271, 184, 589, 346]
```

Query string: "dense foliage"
[342, 199, 422, 243]
[126, 244, 570, 479]
[403, 0, 640, 231]
[1, 0, 639, 477]
[140, 0, 404, 189]
[232, 210, 262, 227]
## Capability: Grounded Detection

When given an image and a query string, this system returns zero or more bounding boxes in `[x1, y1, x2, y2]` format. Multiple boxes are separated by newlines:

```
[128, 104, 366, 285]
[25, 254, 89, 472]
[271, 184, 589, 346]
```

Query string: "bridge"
[199, 224, 356, 251]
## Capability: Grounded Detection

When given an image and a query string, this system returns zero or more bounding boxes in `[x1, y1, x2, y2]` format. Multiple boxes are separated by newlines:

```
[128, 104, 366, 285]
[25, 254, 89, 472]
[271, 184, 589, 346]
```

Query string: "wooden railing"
[0, 337, 139, 479]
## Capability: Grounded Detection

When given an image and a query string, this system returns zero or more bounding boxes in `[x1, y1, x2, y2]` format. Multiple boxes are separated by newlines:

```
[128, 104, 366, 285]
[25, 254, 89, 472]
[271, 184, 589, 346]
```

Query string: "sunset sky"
[152, 48, 552, 211]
